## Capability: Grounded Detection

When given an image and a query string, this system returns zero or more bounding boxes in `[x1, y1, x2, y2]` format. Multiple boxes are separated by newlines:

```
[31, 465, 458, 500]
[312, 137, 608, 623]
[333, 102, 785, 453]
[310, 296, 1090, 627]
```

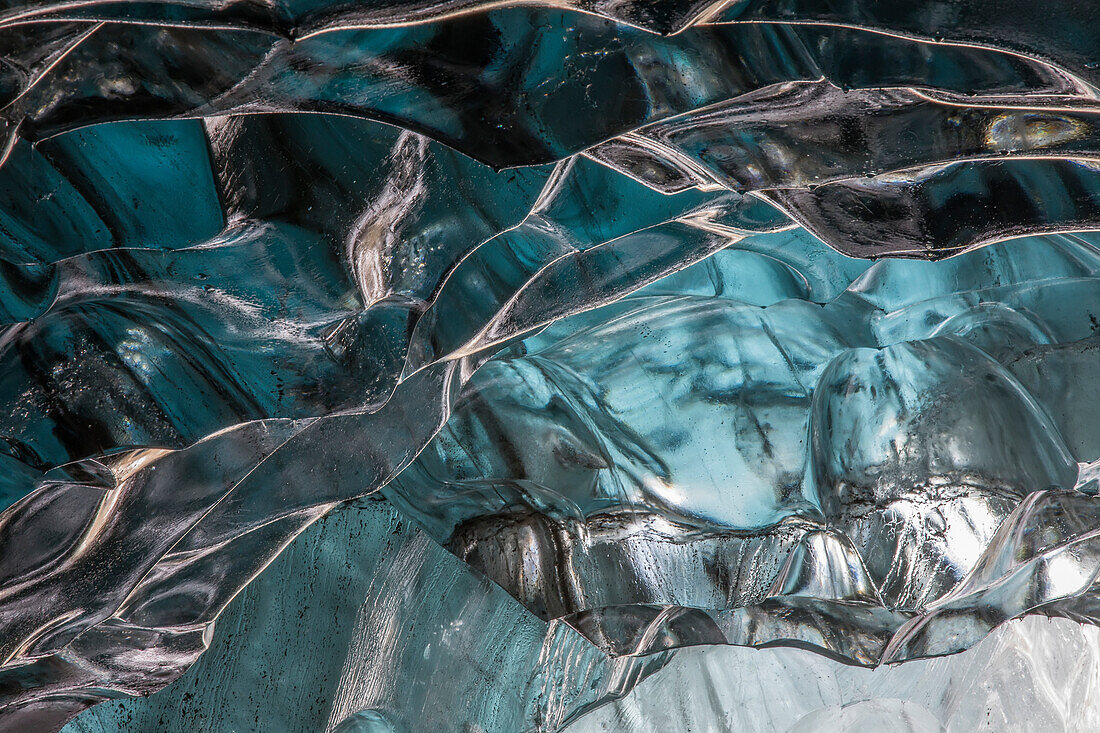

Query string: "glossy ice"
[385, 232, 1100, 663]
[1, 1, 1099, 730]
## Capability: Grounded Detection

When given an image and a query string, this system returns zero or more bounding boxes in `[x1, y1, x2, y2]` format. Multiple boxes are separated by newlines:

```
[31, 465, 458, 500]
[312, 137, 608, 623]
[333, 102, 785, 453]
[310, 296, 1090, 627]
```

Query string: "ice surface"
[386, 234, 1100, 664]
[62, 499, 666, 733]
[2, 1, 1100, 730]
[62, 499, 1100, 733]
[565, 615, 1100, 732]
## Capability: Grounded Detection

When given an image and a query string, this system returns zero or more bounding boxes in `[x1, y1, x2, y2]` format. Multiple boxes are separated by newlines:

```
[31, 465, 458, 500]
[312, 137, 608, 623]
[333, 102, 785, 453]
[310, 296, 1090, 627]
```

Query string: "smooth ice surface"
[63, 498, 1100, 733]
[386, 232, 1100, 663]
[63, 498, 664, 733]
[566, 615, 1100, 733]
[3, 1, 1100, 730]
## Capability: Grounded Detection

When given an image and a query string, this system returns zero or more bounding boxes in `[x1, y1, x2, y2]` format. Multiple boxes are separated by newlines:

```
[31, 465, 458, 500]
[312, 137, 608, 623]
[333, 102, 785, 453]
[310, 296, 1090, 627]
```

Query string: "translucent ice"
[2, 1, 1100, 730]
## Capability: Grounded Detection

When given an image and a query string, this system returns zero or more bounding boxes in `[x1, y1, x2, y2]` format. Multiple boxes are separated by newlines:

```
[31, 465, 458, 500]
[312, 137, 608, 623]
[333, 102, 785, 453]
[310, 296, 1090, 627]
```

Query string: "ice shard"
[1, 1, 1100, 731]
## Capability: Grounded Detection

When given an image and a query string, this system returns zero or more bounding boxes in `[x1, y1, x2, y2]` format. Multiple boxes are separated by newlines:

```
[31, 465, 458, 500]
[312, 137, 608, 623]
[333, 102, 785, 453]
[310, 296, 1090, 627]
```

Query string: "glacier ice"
[62, 498, 669, 733]
[0, 1, 1099, 730]
[564, 614, 1100, 733]
[61, 498, 1100, 733]
[385, 233, 1100, 663]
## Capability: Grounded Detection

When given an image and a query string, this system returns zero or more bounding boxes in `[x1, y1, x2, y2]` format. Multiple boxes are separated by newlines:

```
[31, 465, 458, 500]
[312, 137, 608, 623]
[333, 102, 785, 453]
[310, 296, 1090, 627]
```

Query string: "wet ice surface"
[565, 614, 1100, 733]
[62, 499, 667, 733]
[63, 499, 1100, 733]
[388, 232, 1100, 666]
[2, 1, 1100, 729]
